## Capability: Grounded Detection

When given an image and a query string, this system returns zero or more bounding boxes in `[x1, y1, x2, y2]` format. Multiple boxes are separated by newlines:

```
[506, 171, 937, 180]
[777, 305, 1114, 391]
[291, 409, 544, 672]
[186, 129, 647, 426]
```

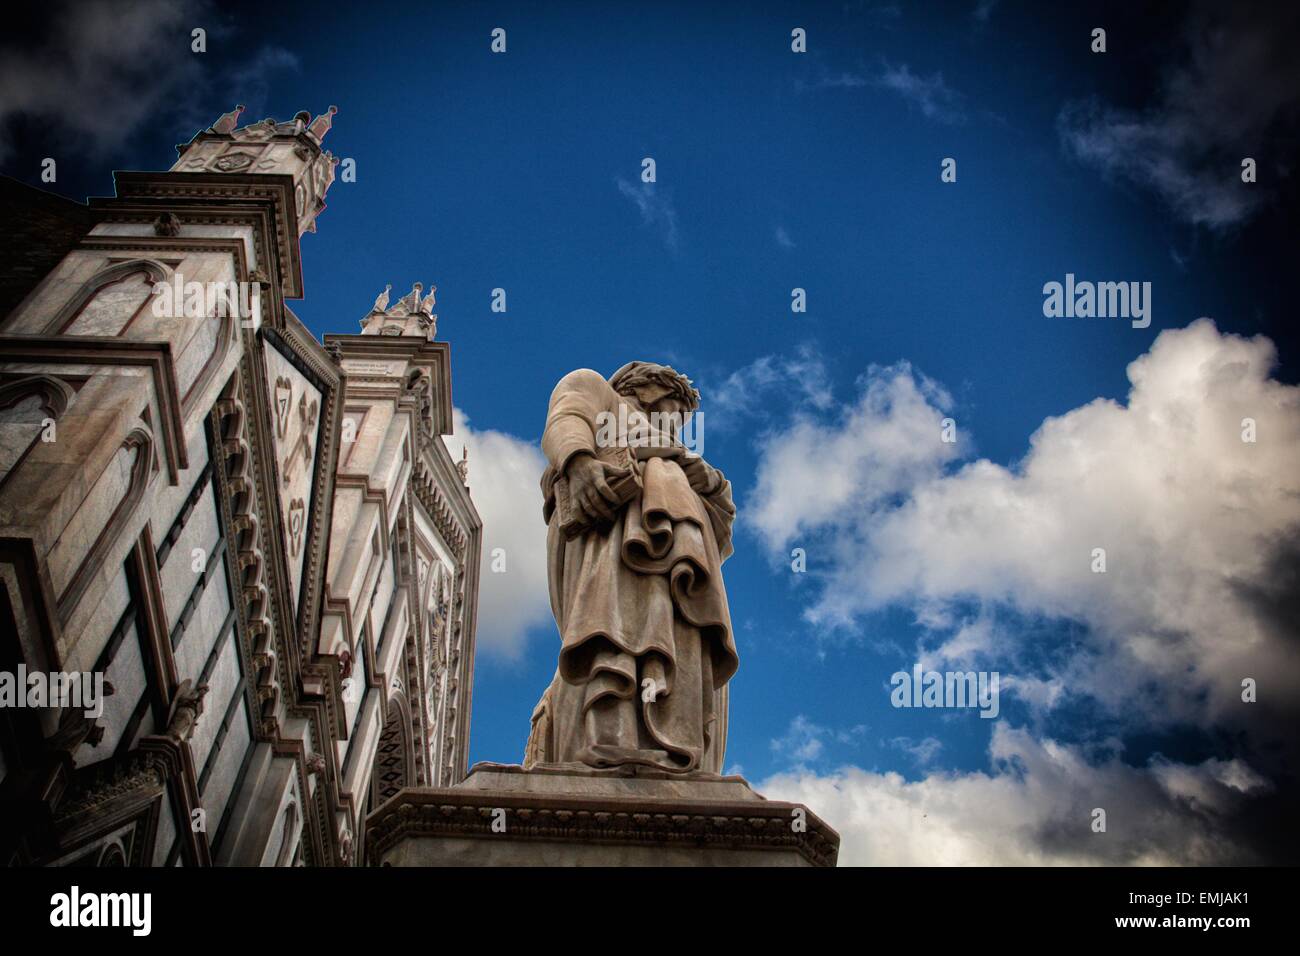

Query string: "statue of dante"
[525, 362, 737, 774]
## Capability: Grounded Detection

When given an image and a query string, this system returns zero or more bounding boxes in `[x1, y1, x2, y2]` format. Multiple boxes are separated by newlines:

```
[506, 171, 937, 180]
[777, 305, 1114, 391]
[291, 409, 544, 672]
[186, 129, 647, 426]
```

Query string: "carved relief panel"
[261, 341, 322, 615]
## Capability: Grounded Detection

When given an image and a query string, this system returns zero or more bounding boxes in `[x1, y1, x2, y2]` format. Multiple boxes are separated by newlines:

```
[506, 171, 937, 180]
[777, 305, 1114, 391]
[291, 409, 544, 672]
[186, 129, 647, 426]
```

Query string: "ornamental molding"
[89, 210, 282, 310]
[410, 461, 467, 560]
[77, 235, 251, 274]
[322, 336, 453, 435]
[53, 752, 166, 825]
[91, 172, 304, 298]
[213, 371, 280, 738]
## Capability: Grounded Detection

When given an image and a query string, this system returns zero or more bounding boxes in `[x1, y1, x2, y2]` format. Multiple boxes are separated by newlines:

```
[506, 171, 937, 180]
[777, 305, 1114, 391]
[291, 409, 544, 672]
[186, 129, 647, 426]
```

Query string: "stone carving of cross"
[282, 392, 319, 487]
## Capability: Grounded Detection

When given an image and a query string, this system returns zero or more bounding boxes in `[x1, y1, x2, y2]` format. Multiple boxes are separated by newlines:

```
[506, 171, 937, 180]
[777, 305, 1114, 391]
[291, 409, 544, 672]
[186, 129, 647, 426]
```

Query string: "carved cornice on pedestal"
[366, 774, 842, 868]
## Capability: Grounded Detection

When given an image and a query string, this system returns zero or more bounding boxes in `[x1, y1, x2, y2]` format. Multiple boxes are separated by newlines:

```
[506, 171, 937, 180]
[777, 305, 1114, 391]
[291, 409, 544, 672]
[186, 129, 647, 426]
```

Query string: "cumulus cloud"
[743, 321, 1300, 864]
[1058, 2, 1300, 230]
[749, 320, 1300, 735]
[615, 177, 680, 252]
[762, 724, 1276, 865]
[0, 0, 299, 165]
[746, 359, 962, 552]
[446, 409, 550, 658]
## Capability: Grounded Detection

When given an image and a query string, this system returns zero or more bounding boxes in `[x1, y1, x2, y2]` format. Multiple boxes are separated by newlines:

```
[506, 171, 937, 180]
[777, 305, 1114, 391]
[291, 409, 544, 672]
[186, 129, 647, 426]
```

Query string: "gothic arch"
[49, 258, 172, 336]
[180, 282, 239, 413]
[96, 841, 127, 867]
[56, 426, 155, 625]
[0, 374, 76, 418]
[274, 801, 300, 867]
[368, 693, 414, 811]
[0, 375, 78, 489]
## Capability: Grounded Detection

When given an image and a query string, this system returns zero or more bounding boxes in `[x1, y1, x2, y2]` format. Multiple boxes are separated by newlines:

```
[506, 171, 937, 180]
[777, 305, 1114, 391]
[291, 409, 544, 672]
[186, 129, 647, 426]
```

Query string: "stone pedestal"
[365, 762, 839, 867]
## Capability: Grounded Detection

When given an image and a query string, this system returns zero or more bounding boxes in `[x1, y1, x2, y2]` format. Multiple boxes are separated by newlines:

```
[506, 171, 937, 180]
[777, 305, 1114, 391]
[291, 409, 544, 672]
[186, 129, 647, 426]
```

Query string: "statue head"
[609, 362, 700, 424]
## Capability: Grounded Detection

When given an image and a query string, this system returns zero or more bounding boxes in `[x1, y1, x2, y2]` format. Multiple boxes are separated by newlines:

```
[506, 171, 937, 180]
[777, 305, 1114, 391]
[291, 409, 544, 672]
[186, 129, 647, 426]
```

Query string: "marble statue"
[525, 362, 737, 774]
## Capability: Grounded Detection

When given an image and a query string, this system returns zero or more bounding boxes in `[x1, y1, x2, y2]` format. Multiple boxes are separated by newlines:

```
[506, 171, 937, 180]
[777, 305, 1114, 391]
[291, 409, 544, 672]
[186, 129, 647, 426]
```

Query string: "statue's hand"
[566, 453, 620, 524]
[680, 455, 714, 494]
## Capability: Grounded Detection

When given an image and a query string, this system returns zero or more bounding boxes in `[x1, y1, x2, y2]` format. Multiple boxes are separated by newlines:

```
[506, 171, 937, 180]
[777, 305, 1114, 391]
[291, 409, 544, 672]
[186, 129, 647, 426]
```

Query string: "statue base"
[365, 762, 839, 867]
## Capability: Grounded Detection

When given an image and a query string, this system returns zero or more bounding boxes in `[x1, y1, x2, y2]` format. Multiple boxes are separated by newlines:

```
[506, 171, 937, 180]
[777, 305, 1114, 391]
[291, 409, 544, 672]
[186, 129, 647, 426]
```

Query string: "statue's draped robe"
[526, 369, 738, 774]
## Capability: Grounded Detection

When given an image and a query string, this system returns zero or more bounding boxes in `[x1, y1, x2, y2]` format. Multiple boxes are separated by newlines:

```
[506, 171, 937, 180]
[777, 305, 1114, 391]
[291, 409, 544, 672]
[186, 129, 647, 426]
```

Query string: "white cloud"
[0, 0, 199, 163]
[446, 408, 550, 658]
[746, 322, 1299, 864]
[888, 735, 943, 766]
[771, 715, 827, 762]
[1057, 3, 1300, 229]
[774, 225, 795, 249]
[615, 177, 680, 252]
[0, 0, 298, 164]
[770, 715, 867, 767]
[709, 345, 835, 434]
[746, 359, 961, 554]
[762, 724, 1273, 865]
[795, 59, 966, 125]
[748, 320, 1300, 733]
[877, 62, 966, 125]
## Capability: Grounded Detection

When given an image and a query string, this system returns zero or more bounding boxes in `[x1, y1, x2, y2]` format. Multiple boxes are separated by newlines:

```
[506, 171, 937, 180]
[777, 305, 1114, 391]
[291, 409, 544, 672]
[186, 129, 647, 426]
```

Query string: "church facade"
[0, 108, 481, 867]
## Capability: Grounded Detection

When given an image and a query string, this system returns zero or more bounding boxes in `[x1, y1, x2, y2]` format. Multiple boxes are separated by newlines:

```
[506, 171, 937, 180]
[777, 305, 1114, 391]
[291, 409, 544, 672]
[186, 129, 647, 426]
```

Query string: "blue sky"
[4, 0, 1297, 863]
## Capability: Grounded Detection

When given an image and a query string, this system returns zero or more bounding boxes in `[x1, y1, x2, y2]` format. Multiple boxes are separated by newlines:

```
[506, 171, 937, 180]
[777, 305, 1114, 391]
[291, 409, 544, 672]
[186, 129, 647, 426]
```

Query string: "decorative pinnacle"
[211, 104, 246, 134]
[309, 105, 339, 142]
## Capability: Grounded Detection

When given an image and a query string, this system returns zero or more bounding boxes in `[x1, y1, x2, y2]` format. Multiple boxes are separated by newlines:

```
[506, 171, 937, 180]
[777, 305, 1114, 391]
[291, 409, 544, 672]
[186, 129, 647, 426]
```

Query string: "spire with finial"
[397, 282, 423, 314]
[212, 104, 246, 134]
[372, 283, 392, 313]
[308, 105, 338, 142]
[419, 284, 436, 315]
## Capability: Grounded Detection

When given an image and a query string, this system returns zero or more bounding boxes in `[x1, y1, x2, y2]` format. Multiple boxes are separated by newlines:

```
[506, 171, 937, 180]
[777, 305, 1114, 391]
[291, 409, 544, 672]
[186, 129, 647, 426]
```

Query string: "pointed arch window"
[0, 374, 77, 487]
[51, 259, 171, 336]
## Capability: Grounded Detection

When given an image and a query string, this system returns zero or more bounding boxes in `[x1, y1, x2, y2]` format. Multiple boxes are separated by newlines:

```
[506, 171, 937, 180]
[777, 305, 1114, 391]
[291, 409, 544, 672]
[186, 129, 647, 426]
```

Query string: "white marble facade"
[0, 108, 481, 867]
